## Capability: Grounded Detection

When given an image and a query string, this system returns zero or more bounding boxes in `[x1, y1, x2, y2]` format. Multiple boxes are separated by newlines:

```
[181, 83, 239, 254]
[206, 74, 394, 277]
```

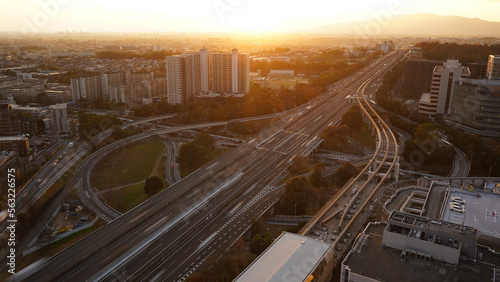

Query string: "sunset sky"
[2, 0, 500, 33]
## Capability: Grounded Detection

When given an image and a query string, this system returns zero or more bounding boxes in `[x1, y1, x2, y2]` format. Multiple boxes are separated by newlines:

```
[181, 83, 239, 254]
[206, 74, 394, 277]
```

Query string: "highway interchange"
[11, 51, 406, 281]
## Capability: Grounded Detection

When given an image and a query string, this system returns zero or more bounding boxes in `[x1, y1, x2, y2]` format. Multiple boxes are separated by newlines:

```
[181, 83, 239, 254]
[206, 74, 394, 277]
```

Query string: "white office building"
[418, 60, 470, 118]
[486, 55, 500, 80]
[49, 103, 69, 133]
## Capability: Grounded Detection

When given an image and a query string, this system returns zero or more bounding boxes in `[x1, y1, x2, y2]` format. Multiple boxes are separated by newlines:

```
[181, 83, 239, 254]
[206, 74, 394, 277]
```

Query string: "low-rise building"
[235, 232, 333, 282]
[0, 137, 29, 157]
[341, 211, 500, 282]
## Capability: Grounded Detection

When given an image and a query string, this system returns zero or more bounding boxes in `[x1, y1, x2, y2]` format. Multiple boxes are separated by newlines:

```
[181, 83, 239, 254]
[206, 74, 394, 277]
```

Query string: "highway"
[10, 52, 403, 281]
[296, 51, 405, 271]
[0, 114, 179, 269]
[162, 137, 181, 186]
[0, 141, 89, 242]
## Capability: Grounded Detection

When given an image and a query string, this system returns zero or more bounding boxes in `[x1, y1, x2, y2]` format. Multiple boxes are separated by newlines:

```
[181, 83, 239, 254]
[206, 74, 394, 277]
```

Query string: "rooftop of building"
[343, 222, 500, 282]
[0, 136, 28, 141]
[235, 232, 331, 282]
[456, 78, 500, 87]
[389, 211, 478, 240]
[419, 92, 432, 103]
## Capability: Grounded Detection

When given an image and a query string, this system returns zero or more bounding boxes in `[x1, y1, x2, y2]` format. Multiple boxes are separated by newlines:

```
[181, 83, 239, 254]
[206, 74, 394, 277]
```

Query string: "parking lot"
[441, 188, 500, 238]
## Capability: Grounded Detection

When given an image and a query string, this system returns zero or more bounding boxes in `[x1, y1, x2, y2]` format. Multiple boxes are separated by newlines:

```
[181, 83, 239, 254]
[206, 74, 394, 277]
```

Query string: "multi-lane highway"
[11, 52, 403, 281]
[297, 51, 405, 271]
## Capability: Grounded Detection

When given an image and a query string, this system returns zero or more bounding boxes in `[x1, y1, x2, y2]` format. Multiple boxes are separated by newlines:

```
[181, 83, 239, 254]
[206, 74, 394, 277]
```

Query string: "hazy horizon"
[2, 0, 500, 34]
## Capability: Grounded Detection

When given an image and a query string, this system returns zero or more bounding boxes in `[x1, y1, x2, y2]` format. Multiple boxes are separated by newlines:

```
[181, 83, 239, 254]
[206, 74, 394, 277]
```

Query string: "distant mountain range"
[310, 14, 500, 37]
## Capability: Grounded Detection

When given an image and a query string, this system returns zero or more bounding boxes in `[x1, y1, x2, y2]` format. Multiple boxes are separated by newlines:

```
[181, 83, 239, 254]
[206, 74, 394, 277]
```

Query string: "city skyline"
[2, 0, 500, 34]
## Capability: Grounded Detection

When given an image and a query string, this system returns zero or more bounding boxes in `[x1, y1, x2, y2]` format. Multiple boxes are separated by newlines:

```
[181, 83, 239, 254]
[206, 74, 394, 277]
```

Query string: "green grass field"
[102, 182, 151, 213]
[90, 139, 164, 190]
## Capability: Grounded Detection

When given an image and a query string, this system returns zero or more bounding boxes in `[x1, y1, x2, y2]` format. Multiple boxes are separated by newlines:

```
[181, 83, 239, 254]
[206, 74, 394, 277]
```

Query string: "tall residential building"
[418, 60, 470, 118]
[211, 49, 249, 95]
[71, 75, 102, 103]
[109, 82, 149, 105]
[144, 78, 167, 98]
[447, 78, 500, 137]
[101, 72, 127, 100]
[165, 49, 250, 104]
[200, 48, 210, 93]
[165, 53, 201, 104]
[49, 103, 69, 133]
[238, 53, 250, 94]
[184, 53, 201, 101]
[231, 49, 239, 93]
[486, 55, 500, 80]
[165, 55, 185, 105]
[127, 72, 154, 84]
[211, 52, 233, 94]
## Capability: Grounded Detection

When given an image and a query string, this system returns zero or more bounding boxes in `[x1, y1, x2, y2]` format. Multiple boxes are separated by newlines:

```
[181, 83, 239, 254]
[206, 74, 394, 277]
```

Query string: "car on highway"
[311, 231, 320, 236]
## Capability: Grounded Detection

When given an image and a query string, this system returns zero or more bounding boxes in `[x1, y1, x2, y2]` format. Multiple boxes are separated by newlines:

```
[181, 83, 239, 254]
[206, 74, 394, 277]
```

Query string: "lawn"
[101, 183, 151, 213]
[90, 139, 165, 190]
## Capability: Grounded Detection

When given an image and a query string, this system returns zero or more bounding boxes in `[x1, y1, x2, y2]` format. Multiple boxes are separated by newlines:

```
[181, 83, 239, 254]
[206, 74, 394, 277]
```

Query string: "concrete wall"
[382, 229, 459, 264]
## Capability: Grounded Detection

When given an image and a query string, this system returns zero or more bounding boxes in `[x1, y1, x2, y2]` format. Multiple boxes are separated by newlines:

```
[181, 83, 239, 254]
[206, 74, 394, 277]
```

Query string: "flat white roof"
[419, 92, 432, 104]
[235, 232, 331, 282]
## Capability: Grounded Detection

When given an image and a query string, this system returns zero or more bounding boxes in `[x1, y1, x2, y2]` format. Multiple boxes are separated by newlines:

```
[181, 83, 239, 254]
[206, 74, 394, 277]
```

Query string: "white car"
[450, 206, 465, 213]
[451, 197, 465, 205]
[450, 202, 464, 209]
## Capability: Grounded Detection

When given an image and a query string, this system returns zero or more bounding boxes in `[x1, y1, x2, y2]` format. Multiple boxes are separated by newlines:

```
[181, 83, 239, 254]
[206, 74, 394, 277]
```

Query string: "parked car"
[451, 197, 465, 205]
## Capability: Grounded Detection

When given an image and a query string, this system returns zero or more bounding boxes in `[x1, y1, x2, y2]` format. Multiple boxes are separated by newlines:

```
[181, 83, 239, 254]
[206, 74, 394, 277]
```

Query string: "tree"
[144, 176, 163, 195]
[276, 176, 312, 215]
[250, 233, 272, 254]
[176, 142, 210, 175]
[342, 105, 363, 131]
[287, 156, 311, 176]
[195, 130, 215, 149]
[335, 162, 359, 187]
[309, 162, 326, 187]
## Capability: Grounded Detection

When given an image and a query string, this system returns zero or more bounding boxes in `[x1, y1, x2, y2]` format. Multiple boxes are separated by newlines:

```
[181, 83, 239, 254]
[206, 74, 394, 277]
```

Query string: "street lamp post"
[294, 203, 297, 216]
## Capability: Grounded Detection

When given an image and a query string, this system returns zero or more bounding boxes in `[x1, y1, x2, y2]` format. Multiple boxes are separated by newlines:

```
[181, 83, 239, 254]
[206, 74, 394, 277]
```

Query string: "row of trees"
[274, 161, 359, 216]
[187, 239, 250, 282]
[95, 50, 175, 60]
[416, 42, 500, 64]
[77, 111, 122, 138]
